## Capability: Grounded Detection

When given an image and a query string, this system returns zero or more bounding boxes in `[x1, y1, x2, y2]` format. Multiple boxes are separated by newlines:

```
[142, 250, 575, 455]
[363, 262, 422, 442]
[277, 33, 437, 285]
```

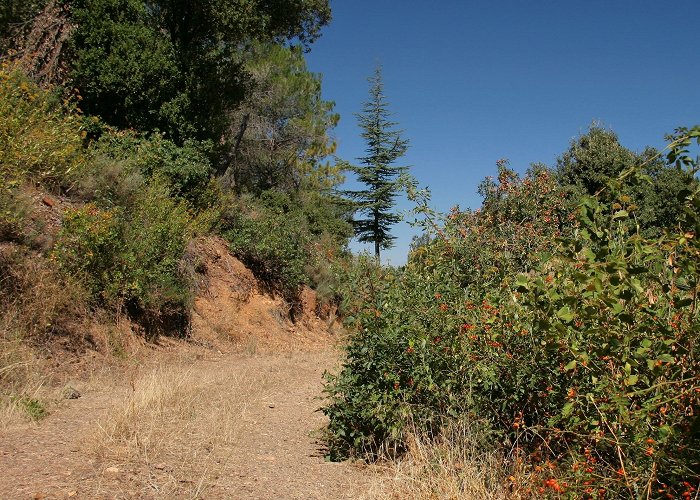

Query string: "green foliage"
[223, 189, 351, 299]
[84, 130, 215, 209]
[0, 62, 84, 241]
[67, 0, 188, 138]
[67, 0, 331, 143]
[0, 62, 84, 190]
[223, 43, 341, 194]
[343, 66, 409, 262]
[324, 167, 572, 459]
[412, 164, 575, 295]
[122, 181, 194, 318]
[556, 124, 696, 236]
[54, 180, 193, 337]
[14, 395, 47, 421]
[52, 204, 121, 298]
[557, 125, 636, 196]
[324, 129, 700, 497]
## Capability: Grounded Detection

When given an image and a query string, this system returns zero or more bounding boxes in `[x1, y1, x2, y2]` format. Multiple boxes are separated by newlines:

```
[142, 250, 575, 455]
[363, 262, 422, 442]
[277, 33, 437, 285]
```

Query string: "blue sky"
[304, 0, 700, 265]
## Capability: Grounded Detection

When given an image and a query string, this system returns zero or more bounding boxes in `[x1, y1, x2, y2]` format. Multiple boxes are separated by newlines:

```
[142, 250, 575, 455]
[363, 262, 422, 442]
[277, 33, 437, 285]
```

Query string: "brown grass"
[368, 421, 525, 500]
[0, 244, 88, 342]
[0, 245, 89, 427]
[0, 339, 45, 428]
[91, 359, 272, 497]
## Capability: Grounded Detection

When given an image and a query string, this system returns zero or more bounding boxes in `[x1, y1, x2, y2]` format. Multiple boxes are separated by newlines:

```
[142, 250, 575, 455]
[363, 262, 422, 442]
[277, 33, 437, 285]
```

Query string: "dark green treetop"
[556, 124, 697, 235]
[66, 0, 331, 144]
[344, 66, 408, 262]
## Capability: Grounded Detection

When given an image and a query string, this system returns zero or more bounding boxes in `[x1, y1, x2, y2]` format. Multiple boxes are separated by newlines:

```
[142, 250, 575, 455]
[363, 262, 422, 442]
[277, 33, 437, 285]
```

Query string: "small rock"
[154, 463, 167, 470]
[104, 466, 120, 477]
[63, 385, 81, 400]
[41, 196, 55, 208]
[268, 404, 275, 408]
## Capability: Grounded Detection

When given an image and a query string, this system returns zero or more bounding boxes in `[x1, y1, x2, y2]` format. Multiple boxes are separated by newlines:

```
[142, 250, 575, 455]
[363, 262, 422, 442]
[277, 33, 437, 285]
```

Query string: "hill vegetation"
[1, 2, 698, 498]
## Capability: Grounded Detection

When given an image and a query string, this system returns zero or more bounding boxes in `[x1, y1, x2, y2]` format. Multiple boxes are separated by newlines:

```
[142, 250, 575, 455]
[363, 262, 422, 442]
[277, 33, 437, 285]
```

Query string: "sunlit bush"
[323, 131, 700, 498]
[54, 179, 193, 337]
[0, 63, 85, 241]
[0, 63, 84, 189]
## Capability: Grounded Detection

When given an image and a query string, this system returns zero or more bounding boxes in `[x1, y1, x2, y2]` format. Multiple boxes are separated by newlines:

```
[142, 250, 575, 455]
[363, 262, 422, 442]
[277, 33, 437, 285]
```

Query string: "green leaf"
[515, 274, 530, 290]
[556, 306, 574, 322]
[564, 360, 577, 371]
[612, 302, 624, 315]
[674, 298, 693, 309]
[624, 374, 639, 386]
[562, 402, 575, 417]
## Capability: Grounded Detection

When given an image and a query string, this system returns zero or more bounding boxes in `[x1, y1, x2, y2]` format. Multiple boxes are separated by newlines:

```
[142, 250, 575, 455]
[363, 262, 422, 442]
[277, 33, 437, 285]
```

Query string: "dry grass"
[0, 245, 88, 427]
[0, 339, 46, 428]
[368, 421, 524, 500]
[91, 359, 271, 498]
[0, 244, 88, 342]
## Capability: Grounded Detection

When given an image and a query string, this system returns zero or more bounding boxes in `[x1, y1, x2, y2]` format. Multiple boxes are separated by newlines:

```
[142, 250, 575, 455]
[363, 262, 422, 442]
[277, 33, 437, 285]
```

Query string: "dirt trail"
[0, 348, 377, 499]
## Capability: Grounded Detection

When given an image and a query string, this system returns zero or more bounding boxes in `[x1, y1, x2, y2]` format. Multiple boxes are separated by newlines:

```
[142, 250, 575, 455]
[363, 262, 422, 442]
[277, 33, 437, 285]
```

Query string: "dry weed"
[0, 339, 47, 428]
[92, 360, 269, 497]
[0, 246, 88, 427]
[0, 245, 88, 342]
[368, 421, 524, 500]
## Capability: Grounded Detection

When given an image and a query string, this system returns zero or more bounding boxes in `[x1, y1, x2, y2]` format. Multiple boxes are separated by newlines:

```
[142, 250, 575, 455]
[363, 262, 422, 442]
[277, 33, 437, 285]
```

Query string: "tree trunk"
[220, 113, 249, 190]
[373, 209, 380, 263]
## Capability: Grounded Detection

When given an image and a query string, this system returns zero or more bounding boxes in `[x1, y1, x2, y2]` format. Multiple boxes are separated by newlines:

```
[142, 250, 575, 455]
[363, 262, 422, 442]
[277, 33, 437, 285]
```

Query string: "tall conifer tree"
[345, 66, 408, 262]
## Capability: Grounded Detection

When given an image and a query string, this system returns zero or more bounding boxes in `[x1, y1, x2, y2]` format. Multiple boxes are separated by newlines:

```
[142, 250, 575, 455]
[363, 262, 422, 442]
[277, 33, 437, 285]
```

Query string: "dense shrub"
[323, 131, 700, 498]
[0, 63, 84, 240]
[54, 180, 193, 337]
[324, 166, 573, 458]
[223, 189, 351, 301]
[0, 63, 84, 189]
[82, 130, 215, 209]
[556, 125, 697, 237]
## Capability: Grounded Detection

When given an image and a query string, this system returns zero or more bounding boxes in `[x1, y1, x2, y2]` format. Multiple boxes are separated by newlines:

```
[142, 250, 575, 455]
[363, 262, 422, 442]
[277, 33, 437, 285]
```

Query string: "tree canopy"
[556, 124, 697, 235]
[221, 43, 340, 194]
[66, 0, 331, 144]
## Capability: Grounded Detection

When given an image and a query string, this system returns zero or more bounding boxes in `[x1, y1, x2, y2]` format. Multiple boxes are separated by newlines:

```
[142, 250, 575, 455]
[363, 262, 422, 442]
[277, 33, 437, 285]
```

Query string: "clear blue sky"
[304, 0, 700, 265]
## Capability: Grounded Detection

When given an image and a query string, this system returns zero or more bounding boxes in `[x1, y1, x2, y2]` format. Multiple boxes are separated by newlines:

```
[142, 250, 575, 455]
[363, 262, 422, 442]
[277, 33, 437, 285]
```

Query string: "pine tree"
[345, 66, 409, 262]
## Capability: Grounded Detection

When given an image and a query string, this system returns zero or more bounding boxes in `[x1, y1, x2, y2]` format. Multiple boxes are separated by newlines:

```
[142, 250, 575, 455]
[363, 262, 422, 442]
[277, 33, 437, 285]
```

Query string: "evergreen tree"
[222, 43, 340, 194]
[344, 66, 408, 262]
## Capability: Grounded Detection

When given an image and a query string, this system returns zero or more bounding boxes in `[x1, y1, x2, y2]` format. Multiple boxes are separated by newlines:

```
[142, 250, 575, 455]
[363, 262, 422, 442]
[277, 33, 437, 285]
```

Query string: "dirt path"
[0, 348, 378, 499]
